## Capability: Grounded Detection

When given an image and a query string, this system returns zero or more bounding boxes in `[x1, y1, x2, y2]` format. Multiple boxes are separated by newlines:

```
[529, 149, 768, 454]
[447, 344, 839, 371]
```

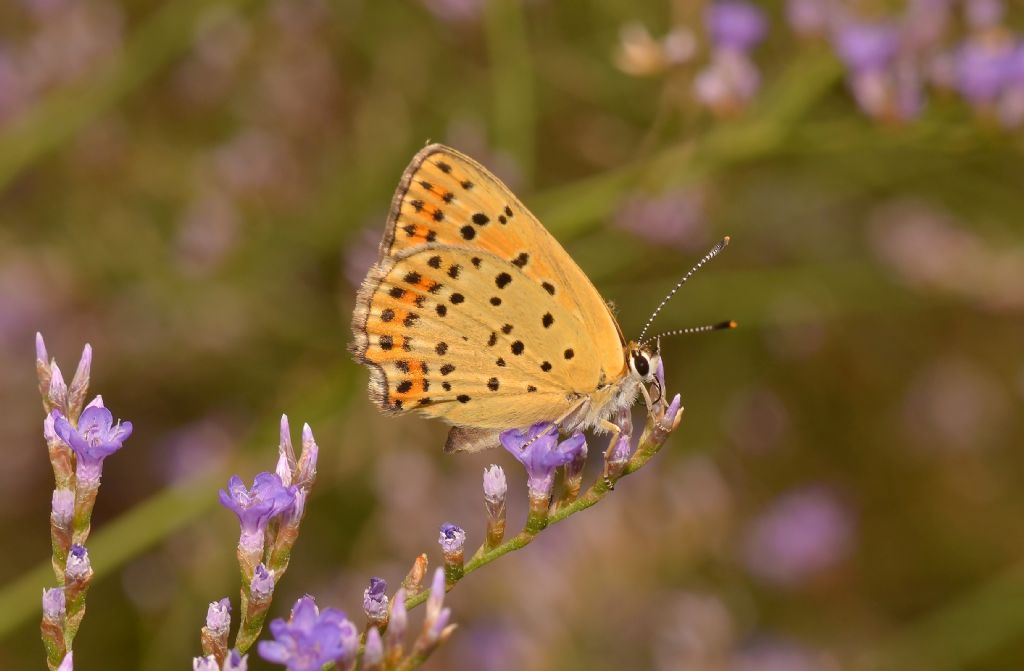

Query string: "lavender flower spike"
[363, 577, 389, 627]
[439, 523, 466, 582]
[501, 423, 587, 522]
[258, 596, 357, 671]
[52, 404, 132, 486]
[218, 472, 294, 568]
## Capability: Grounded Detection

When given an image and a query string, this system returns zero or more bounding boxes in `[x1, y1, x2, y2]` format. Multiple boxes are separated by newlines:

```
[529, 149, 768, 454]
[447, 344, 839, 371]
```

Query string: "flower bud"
[483, 465, 507, 549]
[42, 587, 66, 622]
[205, 597, 231, 636]
[223, 650, 247, 671]
[48, 363, 68, 414]
[67, 344, 92, 420]
[51, 488, 74, 529]
[250, 564, 275, 602]
[363, 627, 383, 670]
[193, 655, 219, 671]
[384, 587, 407, 665]
[438, 523, 466, 583]
[56, 652, 73, 671]
[275, 415, 296, 486]
[402, 553, 428, 596]
[65, 544, 92, 583]
[362, 577, 389, 627]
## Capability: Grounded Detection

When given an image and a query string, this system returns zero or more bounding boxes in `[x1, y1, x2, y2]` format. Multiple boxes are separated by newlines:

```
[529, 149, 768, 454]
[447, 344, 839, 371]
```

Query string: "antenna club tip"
[722, 235, 731, 244]
[715, 320, 738, 330]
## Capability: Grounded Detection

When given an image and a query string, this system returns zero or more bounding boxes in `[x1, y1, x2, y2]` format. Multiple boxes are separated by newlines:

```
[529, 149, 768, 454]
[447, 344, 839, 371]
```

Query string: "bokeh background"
[2, 0, 1024, 669]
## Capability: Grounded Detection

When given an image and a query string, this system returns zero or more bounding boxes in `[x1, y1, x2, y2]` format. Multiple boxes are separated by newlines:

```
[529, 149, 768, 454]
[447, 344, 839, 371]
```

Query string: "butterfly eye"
[631, 352, 650, 378]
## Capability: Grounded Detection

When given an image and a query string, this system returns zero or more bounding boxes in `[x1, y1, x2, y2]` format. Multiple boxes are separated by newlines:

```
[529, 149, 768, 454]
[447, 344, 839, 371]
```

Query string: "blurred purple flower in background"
[835, 21, 900, 73]
[695, 0, 767, 115]
[741, 485, 854, 587]
[952, 36, 1016, 106]
[418, 0, 484, 23]
[257, 595, 357, 671]
[614, 187, 709, 252]
[707, 0, 768, 52]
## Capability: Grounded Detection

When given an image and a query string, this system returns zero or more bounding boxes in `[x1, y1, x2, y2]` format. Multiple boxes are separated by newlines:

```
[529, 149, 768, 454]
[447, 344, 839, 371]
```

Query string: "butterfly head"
[627, 341, 660, 384]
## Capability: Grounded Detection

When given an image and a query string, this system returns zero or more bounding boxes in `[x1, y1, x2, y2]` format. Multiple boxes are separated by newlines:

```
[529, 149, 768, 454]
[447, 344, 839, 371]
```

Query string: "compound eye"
[632, 352, 650, 377]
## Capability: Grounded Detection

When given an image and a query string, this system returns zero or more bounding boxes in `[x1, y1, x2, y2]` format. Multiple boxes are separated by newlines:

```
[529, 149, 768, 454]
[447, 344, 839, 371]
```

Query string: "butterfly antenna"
[636, 236, 731, 343]
[642, 320, 737, 349]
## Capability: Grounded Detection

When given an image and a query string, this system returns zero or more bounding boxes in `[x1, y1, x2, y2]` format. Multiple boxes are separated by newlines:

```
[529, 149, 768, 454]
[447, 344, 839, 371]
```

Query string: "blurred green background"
[1, 0, 1023, 669]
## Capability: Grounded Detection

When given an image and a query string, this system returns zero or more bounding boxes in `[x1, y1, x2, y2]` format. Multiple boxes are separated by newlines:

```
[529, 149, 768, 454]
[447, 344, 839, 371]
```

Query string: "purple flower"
[834, 21, 900, 73]
[954, 37, 1015, 105]
[218, 472, 295, 545]
[438, 523, 466, 555]
[614, 188, 709, 252]
[206, 597, 231, 635]
[363, 577, 389, 623]
[42, 587, 65, 621]
[258, 595, 357, 671]
[500, 423, 587, 499]
[707, 1, 768, 52]
[742, 485, 855, 586]
[52, 405, 132, 482]
[65, 544, 91, 581]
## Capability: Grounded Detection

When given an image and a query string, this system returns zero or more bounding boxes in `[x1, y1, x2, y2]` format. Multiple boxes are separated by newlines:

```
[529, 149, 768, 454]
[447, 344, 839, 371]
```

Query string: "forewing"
[379, 144, 626, 376]
[353, 247, 610, 430]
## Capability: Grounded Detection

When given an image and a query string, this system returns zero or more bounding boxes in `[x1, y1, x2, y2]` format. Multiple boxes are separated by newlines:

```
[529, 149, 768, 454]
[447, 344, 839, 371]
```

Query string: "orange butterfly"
[351, 144, 731, 452]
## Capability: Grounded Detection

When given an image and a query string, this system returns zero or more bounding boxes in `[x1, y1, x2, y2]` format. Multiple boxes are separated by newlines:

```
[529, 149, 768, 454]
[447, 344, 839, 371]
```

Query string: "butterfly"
[350, 144, 731, 453]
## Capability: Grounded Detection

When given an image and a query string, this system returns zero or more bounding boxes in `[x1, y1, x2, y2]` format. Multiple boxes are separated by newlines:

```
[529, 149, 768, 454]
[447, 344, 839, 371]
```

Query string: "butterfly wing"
[351, 144, 627, 440]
